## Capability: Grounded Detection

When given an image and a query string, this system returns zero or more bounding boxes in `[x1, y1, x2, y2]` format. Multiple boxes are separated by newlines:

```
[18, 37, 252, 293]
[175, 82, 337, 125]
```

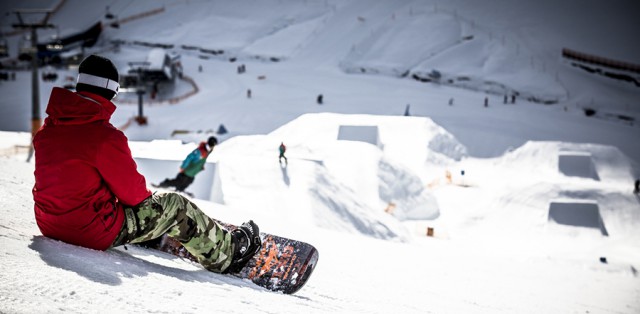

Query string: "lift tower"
[12, 9, 55, 161]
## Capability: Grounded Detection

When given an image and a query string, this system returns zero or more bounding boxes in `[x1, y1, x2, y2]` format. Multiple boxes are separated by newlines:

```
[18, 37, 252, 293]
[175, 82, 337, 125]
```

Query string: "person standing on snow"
[157, 136, 218, 192]
[279, 142, 288, 165]
[32, 55, 260, 274]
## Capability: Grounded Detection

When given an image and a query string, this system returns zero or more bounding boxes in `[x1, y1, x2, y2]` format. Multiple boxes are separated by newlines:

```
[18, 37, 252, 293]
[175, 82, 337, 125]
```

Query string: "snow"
[1, 0, 640, 313]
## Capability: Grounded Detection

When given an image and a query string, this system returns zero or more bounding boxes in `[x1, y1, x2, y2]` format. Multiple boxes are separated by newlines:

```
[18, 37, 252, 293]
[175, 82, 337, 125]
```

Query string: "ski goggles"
[77, 72, 120, 98]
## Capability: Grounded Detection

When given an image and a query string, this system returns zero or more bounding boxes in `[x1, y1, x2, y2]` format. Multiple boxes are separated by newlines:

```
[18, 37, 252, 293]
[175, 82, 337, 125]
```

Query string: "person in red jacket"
[32, 55, 260, 273]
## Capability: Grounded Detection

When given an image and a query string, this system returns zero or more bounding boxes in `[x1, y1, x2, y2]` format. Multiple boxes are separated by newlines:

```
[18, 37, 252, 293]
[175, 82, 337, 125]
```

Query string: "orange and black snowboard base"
[138, 221, 319, 294]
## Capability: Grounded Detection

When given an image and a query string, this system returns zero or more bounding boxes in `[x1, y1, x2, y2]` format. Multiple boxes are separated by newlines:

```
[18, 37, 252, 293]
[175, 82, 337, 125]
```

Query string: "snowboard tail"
[235, 234, 319, 294]
[137, 221, 318, 294]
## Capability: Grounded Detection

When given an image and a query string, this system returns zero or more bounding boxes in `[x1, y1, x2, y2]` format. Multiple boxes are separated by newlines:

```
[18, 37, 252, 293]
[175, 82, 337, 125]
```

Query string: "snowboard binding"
[226, 220, 262, 273]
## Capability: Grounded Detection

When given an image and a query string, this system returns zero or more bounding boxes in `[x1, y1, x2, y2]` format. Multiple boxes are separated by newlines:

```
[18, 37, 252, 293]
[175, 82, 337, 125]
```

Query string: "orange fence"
[112, 7, 165, 26]
[562, 48, 640, 74]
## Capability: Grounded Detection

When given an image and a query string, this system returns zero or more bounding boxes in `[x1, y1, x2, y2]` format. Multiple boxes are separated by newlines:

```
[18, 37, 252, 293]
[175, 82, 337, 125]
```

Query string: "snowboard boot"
[225, 220, 261, 273]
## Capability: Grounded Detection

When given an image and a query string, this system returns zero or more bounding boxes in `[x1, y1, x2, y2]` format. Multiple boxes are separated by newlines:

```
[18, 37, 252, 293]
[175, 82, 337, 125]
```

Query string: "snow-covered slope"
[1, 0, 640, 313]
[2, 140, 640, 313]
[209, 113, 452, 241]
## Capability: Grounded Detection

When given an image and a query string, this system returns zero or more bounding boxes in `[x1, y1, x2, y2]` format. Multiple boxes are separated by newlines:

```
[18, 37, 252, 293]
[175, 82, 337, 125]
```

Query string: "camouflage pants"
[112, 192, 234, 273]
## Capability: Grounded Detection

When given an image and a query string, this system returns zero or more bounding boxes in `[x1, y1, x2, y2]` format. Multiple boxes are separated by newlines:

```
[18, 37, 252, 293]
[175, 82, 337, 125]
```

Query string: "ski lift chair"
[0, 38, 8, 58]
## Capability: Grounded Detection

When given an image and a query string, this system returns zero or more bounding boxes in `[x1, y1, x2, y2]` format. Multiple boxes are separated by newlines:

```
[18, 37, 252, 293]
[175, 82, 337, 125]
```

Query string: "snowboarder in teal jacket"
[279, 142, 288, 165]
[157, 136, 218, 192]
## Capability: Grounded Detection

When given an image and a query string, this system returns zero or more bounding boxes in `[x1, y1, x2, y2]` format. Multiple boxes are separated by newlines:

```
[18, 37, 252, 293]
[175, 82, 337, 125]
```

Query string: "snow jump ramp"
[548, 199, 608, 236]
[337, 125, 382, 149]
[558, 151, 599, 180]
[134, 157, 217, 200]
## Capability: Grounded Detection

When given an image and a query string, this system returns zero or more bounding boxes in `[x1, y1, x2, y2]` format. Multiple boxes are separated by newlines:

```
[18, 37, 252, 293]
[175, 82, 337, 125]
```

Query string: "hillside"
[1, 0, 639, 313]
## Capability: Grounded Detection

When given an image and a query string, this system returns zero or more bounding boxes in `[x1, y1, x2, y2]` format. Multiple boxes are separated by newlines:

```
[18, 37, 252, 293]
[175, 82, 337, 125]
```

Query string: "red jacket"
[33, 88, 151, 250]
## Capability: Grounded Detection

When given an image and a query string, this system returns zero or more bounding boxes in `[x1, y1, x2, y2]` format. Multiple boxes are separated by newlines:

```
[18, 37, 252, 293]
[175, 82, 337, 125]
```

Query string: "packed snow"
[1, 0, 639, 313]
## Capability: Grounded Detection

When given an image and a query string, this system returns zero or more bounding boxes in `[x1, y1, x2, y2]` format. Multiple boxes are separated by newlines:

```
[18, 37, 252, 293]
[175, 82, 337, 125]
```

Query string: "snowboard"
[150, 183, 194, 198]
[137, 220, 319, 295]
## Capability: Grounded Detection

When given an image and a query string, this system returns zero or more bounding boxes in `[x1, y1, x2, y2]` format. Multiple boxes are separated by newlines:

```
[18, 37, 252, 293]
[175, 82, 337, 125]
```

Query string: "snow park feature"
[548, 199, 608, 236]
[558, 151, 599, 180]
[337, 125, 382, 149]
[1, 0, 640, 313]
